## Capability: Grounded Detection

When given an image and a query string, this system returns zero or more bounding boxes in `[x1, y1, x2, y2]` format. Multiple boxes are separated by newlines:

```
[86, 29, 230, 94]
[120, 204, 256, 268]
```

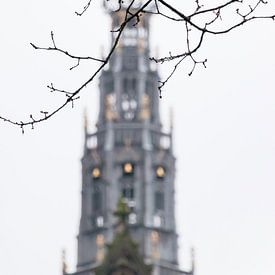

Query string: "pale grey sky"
[0, 1, 275, 275]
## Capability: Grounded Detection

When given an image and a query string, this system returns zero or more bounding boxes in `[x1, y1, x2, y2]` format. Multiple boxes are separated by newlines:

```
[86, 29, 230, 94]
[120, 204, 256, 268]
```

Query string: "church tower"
[70, 4, 192, 275]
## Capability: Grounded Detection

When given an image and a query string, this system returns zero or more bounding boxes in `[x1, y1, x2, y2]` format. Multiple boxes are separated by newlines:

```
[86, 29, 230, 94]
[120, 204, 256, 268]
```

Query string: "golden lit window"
[151, 231, 159, 243]
[151, 230, 160, 260]
[156, 166, 165, 178]
[123, 162, 133, 174]
[96, 234, 105, 246]
[92, 167, 101, 179]
[96, 234, 105, 262]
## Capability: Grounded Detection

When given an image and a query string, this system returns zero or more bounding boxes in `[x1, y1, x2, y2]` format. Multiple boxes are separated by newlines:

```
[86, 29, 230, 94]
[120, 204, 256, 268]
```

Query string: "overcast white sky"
[0, 1, 275, 275]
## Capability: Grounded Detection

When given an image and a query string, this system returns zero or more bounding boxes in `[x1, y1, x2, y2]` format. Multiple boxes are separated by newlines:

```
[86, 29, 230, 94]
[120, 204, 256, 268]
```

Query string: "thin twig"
[75, 0, 92, 16]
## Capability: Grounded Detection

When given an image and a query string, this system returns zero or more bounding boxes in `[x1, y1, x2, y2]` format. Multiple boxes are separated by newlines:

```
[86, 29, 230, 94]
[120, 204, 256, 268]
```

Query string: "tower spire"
[169, 107, 174, 131]
[74, 6, 186, 275]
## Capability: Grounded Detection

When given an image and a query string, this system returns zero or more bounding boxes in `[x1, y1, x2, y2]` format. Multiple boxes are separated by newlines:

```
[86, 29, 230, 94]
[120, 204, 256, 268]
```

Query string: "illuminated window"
[156, 166, 165, 179]
[96, 234, 105, 246]
[153, 215, 162, 228]
[128, 200, 136, 208]
[96, 234, 105, 262]
[123, 162, 134, 175]
[151, 231, 160, 260]
[121, 79, 137, 120]
[92, 167, 101, 179]
[96, 216, 104, 227]
[128, 213, 137, 224]
[151, 231, 159, 243]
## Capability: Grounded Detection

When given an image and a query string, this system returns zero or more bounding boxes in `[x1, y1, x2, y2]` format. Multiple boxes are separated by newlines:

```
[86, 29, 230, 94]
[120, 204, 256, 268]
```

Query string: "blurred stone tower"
[67, 3, 193, 275]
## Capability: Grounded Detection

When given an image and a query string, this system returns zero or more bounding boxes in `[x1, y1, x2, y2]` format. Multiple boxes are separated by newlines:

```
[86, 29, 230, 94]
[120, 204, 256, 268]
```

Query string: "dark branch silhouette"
[30, 31, 105, 70]
[75, 0, 93, 16]
[1, 0, 274, 132]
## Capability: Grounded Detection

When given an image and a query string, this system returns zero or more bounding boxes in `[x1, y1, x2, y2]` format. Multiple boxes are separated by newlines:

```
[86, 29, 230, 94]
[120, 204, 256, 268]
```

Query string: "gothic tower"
[69, 4, 192, 275]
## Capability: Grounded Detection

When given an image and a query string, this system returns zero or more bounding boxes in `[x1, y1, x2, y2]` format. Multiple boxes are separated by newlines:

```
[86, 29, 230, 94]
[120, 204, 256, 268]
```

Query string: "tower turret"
[72, 4, 191, 275]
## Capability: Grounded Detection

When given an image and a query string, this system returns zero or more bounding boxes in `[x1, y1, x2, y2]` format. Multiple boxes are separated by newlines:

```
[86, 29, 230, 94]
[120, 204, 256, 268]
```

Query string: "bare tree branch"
[30, 31, 105, 68]
[75, 0, 93, 16]
[0, 0, 153, 132]
[149, 0, 274, 93]
[1, 0, 275, 131]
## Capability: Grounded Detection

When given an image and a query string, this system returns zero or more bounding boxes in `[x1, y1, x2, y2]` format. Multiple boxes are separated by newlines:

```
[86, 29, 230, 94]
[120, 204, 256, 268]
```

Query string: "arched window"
[93, 191, 102, 211]
[155, 192, 164, 211]
[122, 186, 134, 200]
[121, 78, 137, 120]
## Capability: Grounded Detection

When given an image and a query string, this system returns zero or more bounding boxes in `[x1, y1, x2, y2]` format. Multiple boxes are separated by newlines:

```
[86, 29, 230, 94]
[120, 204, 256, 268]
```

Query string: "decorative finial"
[83, 108, 88, 130]
[169, 107, 174, 130]
[62, 249, 68, 275]
[104, 0, 145, 12]
[100, 45, 105, 60]
[191, 247, 195, 274]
